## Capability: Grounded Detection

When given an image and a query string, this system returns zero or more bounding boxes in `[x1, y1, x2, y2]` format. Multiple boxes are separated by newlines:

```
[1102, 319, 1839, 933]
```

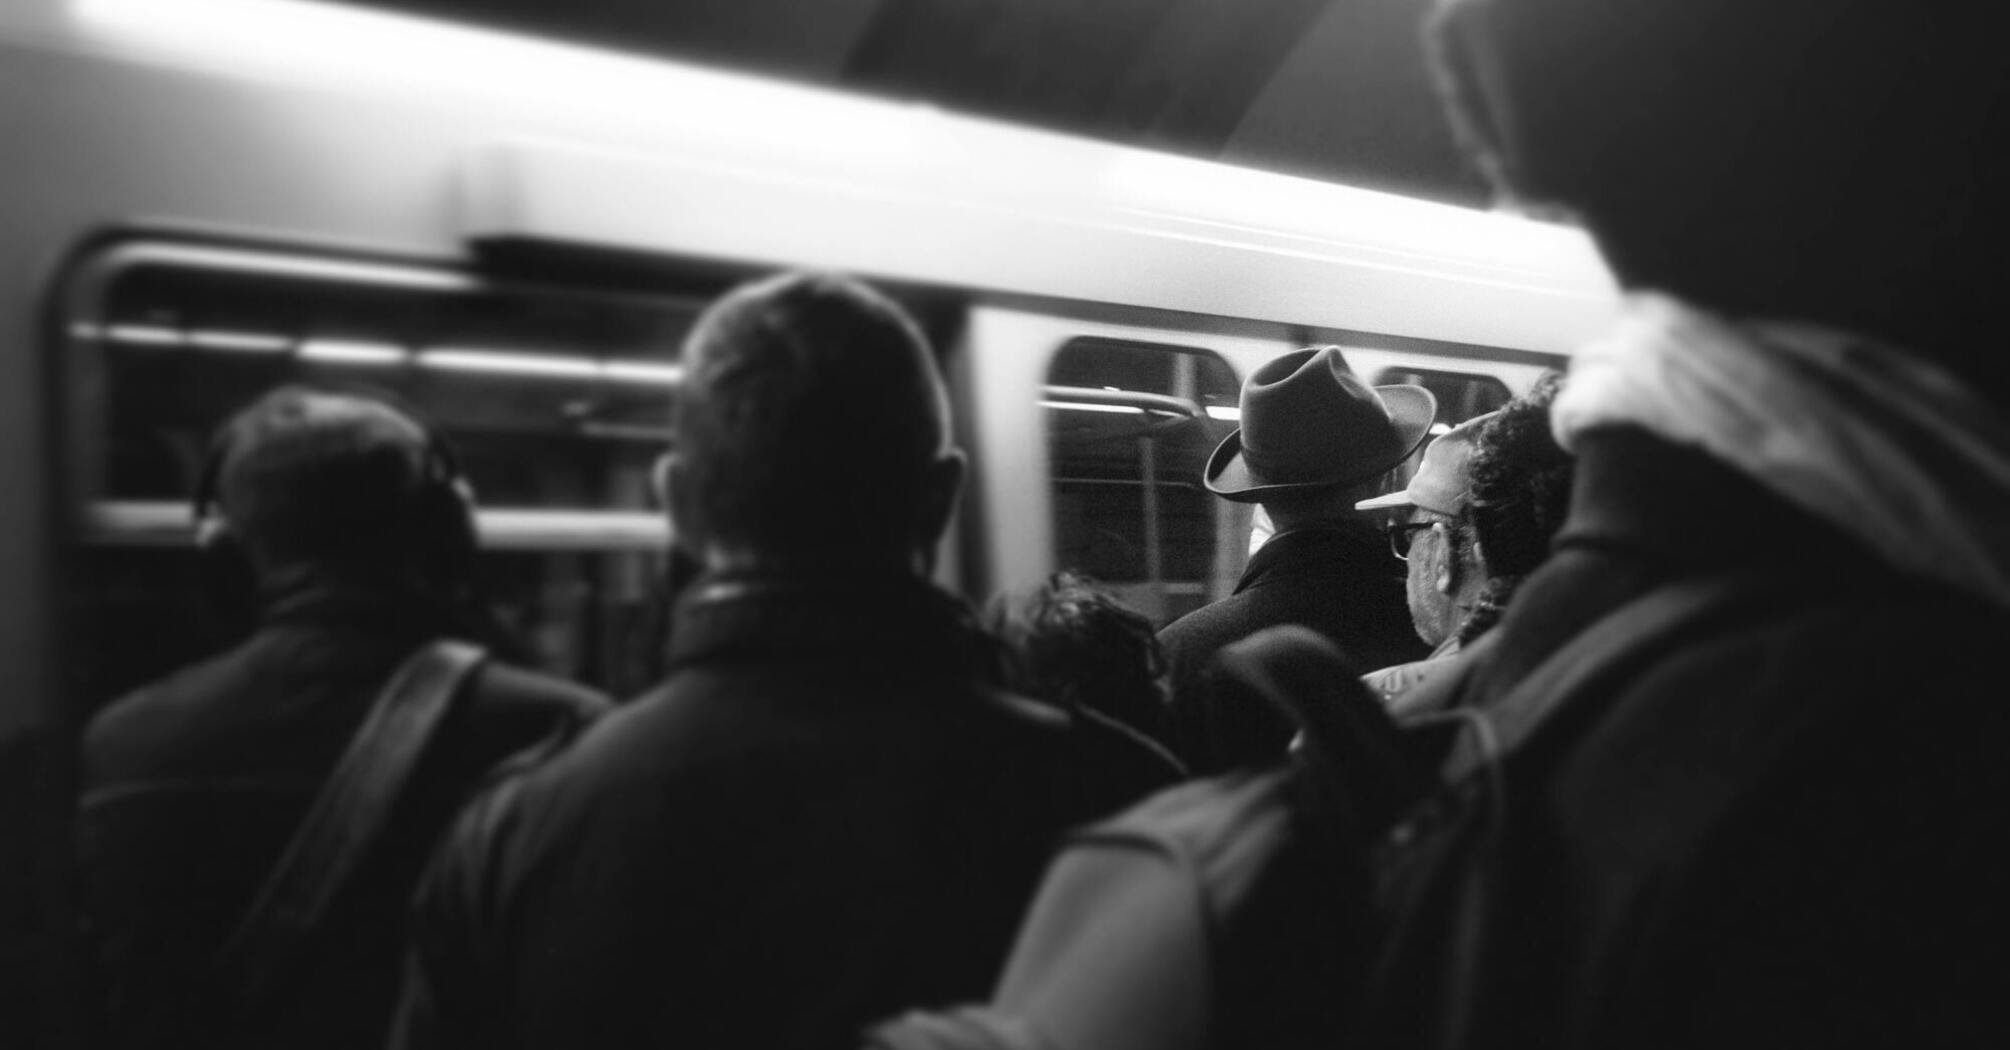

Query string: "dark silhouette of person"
[1350, 2, 2010, 1047]
[389, 272, 1179, 1050]
[78, 388, 609, 1050]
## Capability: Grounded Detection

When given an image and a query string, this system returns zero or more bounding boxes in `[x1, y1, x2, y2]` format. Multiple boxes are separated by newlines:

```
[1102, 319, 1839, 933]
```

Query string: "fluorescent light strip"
[1204, 406, 1241, 422]
[1040, 400, 1145, 415]
[106, 324, 182, 346]
[419, 348, 600, 379]
[417, 349, 683, 385]
[188, 329, 290, 353]
[298, 339, 407, 365]
[601, 361, 685, 386]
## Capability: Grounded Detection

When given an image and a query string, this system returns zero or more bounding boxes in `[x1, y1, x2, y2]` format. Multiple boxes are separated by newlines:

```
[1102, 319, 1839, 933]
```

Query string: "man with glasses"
[1360, 414, 1491, 662]
[1357, 377, 1573, 713]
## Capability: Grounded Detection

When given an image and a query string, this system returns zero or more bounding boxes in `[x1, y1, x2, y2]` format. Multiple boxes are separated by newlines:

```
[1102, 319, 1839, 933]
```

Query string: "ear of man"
[912, 448, 968, 551]
[658, 451, 708, 562]
[1433, 522, 1462, 597]
[194, 513, 234, 552]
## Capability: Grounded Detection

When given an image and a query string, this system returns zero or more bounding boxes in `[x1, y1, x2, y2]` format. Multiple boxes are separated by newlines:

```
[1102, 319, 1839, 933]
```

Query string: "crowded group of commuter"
[74, 0, 2010, 1047]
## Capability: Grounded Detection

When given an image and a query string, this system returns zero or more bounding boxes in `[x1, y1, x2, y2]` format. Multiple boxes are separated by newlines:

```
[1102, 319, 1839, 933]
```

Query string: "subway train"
[0, 0, 1617, 1033]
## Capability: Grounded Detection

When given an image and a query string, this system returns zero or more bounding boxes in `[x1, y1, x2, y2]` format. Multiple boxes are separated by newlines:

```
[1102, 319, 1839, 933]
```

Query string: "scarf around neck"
[1551, 292, 2010, 608]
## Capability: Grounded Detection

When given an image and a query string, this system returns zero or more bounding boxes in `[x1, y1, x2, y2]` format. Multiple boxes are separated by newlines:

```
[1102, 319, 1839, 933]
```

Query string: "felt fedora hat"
[1204, 346, 1436, 503]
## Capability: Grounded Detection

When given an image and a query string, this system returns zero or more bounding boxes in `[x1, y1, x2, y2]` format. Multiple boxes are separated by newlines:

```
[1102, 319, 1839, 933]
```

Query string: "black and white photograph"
[4, 1, 2008, 1048]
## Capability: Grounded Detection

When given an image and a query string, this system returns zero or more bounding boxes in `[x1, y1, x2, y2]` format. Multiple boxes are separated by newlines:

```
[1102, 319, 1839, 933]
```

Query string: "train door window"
[1043, 338, 1242, 625]
[61, 240, 704, 711]
[1370, 366, 1513, 426]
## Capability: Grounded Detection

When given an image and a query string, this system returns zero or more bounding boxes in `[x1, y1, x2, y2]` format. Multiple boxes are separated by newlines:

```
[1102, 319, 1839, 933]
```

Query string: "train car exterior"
[0, 0, 1618, 1040]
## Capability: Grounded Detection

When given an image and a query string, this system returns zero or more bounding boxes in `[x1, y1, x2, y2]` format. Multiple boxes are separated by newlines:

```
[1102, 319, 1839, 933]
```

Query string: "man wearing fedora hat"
[1158, 345, 1436, 775]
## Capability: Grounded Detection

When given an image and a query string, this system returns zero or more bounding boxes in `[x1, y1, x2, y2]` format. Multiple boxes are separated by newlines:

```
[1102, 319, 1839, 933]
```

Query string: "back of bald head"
[670, 272, 957, 565]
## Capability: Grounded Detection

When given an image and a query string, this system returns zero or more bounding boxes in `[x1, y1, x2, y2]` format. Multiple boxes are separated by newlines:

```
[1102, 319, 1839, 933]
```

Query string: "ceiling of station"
[343, 0, 1492, 207]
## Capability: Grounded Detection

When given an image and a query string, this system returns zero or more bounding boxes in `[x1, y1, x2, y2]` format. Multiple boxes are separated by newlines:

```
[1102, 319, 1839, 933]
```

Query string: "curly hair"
[1457, 373, 1574, 643]
[984, 571, 1170, 744]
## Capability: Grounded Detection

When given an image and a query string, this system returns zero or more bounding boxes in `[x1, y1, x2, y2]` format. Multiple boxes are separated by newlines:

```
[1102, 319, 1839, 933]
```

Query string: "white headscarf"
[1552, 293, 2010, 608]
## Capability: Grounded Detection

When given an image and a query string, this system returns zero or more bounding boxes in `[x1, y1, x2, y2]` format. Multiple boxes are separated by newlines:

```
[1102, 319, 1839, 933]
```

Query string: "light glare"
[188, 330, 290, 353]
[419, 348, 601, 379]
[602, 361, 685, 386]
[1040, 400, 1145, 415]
[298, 339, 406, 365]
[106, 324, 181, 346]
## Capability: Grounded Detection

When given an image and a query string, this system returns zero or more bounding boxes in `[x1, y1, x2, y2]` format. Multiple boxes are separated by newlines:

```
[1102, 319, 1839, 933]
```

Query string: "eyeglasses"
[1386, 520, 1440, 561]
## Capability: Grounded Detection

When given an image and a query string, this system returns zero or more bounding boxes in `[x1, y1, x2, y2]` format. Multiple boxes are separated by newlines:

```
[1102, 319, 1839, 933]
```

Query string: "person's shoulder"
[1157, 593, 1254, 655]
[942, 686, 1184, 821]
[463, 659, 612, 725]
[1075, 767, 1300, 881]
[1501, 575, 2010, 804]
[442, 659, 610, 775]
[1614, 578, 2003, 700]
[424, 687, 639, 883]
[81, 644, 251, 785]
[472, 674, 741, 817]
[1071, 705, 1186, 781]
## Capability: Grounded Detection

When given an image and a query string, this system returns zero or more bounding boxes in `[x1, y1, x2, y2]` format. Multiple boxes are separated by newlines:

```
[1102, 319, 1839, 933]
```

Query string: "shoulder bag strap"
[209, 639, 487, 1027]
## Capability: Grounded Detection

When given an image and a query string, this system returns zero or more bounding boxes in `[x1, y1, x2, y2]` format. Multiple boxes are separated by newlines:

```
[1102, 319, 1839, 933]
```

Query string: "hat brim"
[1203, 385, 1438, 503]
[1353, 489, 1416, 511]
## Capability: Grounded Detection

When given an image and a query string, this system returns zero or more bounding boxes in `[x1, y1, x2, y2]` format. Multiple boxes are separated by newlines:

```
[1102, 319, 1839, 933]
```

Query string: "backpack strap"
[209, 639, 486, 1029]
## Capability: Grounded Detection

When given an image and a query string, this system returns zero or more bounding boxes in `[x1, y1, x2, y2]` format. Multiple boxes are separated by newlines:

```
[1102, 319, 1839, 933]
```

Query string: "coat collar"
[1237, 518, 1396, 594]
[256, 565, 453, 639]
[667, 570, 998, 680]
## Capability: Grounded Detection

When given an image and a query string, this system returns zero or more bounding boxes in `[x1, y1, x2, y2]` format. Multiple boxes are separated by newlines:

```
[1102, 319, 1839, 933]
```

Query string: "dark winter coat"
[1351, 427, 2010, 1049]
[390, 571, 1182, 1050]
[1158, 521, 1426, 774]
[78, 571, 609, 1050]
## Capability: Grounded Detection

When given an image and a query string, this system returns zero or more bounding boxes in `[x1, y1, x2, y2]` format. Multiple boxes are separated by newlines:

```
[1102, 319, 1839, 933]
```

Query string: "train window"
[61, 241, 704, 708]
[1370, 366, 1513, 426]
[1043, 338, 1243, 625]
